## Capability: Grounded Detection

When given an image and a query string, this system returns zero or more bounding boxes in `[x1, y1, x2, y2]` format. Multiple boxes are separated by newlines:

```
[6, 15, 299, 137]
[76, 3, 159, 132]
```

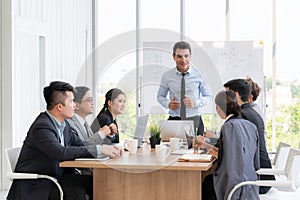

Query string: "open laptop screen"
[159, 120, 194, 142]
[133, 115, 149, 147]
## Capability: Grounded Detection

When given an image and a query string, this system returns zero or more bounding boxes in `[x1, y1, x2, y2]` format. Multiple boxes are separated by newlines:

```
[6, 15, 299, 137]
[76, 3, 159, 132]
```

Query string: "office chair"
[272, 146, 291, 170]
[272, 142, 291, 166]
[5, 147, 64, 200]
[227, 148, 300, 200]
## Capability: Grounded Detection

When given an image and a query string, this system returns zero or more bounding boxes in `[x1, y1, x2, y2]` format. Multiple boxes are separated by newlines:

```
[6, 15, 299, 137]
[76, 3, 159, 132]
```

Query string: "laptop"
[133, 115, 149, 147]
[159, 120, 194, 142]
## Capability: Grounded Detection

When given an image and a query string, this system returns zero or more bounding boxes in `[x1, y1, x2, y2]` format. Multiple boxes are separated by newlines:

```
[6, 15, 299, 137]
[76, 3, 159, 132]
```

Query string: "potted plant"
[149, 124, 161, 148]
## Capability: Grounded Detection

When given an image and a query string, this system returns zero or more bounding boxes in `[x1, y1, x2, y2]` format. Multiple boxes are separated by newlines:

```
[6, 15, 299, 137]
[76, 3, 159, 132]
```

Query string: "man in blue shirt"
[157, 41, 212, 136]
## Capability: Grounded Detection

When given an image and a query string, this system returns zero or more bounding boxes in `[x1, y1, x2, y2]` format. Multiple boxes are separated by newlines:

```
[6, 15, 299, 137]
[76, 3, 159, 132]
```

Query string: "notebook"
[133, 115, 149, 147]
[159, 120, 194, 142]
[178, 154, 213, 162]
[75, 155, 110, 161]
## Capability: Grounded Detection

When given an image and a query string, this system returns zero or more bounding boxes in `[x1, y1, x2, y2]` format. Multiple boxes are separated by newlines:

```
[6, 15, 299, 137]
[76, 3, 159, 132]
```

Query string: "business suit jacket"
[213, 116, 260, 200]
[67, 115, 111, 145]
[241, 103, 275, 193]
[91, 110, 119, 143]
[7, 112, 96, 200]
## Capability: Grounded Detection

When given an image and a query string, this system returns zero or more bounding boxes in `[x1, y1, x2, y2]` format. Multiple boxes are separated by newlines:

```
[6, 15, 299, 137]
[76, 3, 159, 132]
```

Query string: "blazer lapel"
[73, 116, 89, 141]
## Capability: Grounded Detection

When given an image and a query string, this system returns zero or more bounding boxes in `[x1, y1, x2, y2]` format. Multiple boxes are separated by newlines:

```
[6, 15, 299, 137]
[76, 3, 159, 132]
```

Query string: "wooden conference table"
[60, 144, 215, 200]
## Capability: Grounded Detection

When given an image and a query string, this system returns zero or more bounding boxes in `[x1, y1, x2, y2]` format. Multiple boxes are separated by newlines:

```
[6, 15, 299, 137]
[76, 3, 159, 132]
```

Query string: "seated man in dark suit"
[7, 81, 123, 200]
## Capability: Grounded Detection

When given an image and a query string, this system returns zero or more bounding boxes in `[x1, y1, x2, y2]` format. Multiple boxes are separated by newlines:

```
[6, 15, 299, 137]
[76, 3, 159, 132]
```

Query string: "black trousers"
[50, 174, 93, 200]
[202, 174, 217, 200]
[168, 115, 204, 136]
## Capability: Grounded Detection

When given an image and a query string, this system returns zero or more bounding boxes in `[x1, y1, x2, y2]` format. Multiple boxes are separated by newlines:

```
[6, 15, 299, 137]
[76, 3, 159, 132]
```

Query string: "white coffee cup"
[125, 139, 138, 154]
[155, 145, 171, 162]
[170, 137, 183, 152]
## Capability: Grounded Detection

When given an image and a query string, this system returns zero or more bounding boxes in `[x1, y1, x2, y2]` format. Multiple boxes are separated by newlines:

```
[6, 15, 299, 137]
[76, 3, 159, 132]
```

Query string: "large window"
[230, 0, 273, 78]
[185, 0, 226, 41]
[95, 1, 300, 148]
[140, 0, 180, 32]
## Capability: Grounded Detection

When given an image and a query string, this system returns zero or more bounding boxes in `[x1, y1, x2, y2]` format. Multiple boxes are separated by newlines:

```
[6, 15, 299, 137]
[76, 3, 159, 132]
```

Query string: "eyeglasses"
[81, 97, 94, 103]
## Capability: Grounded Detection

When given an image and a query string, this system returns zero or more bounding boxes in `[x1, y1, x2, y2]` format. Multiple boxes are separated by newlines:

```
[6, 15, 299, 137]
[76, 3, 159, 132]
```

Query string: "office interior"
[1, 0, 300, 192]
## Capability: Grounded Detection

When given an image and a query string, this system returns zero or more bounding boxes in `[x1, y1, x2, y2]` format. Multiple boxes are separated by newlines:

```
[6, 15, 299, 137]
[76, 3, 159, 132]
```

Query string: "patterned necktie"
[84, 121, 93, 138]
[181, 73, 186, 119]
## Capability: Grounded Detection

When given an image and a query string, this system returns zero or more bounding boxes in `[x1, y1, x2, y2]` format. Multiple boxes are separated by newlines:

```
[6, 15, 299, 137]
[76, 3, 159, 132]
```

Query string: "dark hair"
[173, 41, 191, 55]
[99, 88, 125, 114]
[74, 86, 90, 102]
[223, 79, 251, 102]
[246, 77, 261, 101]
[215, 90, 241, 116]
[43, 81, 74, 110]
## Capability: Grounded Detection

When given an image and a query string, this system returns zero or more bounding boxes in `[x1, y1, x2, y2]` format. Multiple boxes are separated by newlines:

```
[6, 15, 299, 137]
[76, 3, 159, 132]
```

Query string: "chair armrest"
[6, 172, 38, 180]
[256, 168, 285, 175]
[6, 172, 63, 200]
[255, 180, 291, 188]
[227, 180, 292, 200]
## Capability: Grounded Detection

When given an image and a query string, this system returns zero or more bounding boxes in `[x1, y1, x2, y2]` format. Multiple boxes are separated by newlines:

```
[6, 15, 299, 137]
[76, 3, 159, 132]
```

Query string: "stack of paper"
[178, 154, 213, 162]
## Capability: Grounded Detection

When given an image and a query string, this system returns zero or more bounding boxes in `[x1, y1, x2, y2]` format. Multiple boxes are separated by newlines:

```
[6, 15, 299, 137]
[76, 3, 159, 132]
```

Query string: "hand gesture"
[109, 123, 118, 135]
[169, 96, 180, 110]
[99, 125, 111, 136]
[193, 135, 206, 148]
[183, 95, 195, 108]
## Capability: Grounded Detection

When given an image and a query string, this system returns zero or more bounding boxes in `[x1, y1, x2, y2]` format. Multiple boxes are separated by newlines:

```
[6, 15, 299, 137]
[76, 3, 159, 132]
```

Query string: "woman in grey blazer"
[196, 90, 260, 200]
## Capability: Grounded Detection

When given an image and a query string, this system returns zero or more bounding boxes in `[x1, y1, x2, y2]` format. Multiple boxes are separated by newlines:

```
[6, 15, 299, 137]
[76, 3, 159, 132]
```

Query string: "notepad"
[178, 154, 213, 162]
[172, 149, 204, 155]
[75, 155, 110, 161]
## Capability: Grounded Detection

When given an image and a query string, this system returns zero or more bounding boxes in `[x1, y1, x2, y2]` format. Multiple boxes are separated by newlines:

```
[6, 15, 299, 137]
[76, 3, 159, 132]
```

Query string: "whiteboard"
[142, 41, 264, 114]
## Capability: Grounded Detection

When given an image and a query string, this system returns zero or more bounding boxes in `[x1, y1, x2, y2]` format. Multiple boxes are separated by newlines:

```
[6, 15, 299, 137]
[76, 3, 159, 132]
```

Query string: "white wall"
[1, 0, 93, 190]
[1, 0, 13, 190]
[0, 0, 2, 190]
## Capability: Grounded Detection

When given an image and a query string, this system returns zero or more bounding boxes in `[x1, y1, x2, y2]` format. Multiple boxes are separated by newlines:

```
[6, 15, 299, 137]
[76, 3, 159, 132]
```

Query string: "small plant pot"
[149, 137, 161, 148]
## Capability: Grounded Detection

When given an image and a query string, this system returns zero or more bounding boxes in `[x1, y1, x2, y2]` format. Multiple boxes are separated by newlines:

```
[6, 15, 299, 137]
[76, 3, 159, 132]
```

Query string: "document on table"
[75, 155, 110, 161]
[172, 149, 204, 155]
[178, 154, 213, 162]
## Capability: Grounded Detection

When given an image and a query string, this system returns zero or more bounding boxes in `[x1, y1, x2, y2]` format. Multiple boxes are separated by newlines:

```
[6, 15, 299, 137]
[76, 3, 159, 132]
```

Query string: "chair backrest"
[5, 147, 21, 172]
[273, 142, 291, 165]
[274, 147, 291, 169]
[284, 148, 300, 184]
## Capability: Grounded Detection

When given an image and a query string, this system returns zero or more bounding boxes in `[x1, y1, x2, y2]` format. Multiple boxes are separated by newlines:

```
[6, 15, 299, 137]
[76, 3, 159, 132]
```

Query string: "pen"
[194, 128, 198, 154]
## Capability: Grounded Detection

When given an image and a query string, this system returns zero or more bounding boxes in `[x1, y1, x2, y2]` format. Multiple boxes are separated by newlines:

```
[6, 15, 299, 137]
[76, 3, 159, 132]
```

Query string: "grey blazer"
[67, 115, 111, 145]
[213, 116, 260, 200]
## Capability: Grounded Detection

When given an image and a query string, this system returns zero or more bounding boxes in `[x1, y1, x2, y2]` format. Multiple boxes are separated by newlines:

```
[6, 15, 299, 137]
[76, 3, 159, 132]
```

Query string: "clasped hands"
[169, 96, 195, 110]
[99, 124, 118, 137]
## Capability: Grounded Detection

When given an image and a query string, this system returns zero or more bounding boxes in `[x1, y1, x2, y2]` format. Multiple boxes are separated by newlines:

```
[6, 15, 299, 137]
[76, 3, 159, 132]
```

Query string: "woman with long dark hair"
[91, 88, 126, 143]
[196, 90, 260, 200]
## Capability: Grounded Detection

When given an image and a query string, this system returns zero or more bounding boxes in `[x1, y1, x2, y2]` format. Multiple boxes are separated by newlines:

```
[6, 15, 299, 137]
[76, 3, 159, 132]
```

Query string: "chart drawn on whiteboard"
[142, 41, 263, 114]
